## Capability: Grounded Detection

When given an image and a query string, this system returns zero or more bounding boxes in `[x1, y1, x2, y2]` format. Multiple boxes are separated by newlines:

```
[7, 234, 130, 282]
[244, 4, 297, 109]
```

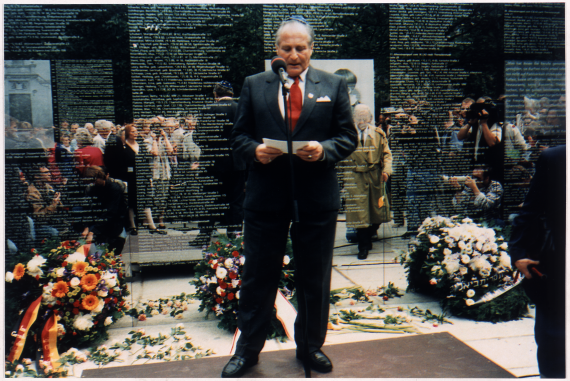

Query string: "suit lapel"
[293, 66, 319, 137]
[264, 74, 287, 134]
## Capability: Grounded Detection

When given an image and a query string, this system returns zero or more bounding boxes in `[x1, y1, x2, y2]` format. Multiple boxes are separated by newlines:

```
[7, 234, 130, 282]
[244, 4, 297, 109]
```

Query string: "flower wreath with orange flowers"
[5, 238, 129, 368]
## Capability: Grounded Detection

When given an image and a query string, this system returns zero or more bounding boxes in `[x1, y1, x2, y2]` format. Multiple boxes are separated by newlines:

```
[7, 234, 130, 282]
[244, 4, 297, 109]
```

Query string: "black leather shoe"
[296, 349, 333, 373]
[357, 249, 369, 260]
[221, 355, 258, 378]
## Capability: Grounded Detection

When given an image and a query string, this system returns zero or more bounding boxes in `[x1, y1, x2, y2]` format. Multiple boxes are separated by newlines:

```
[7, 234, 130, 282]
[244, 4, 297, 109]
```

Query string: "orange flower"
[13, 263, 26, 280]
[72, 261, 88, 277]
[81, 295, 100, 311]
[80, 274, 98, 291]
[52, 281, 69, 298]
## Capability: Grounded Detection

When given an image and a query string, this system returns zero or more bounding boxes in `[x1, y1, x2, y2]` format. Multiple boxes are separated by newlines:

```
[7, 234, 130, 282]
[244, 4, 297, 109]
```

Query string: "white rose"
[236, 291, 240, 300]
[457, 240, 466, 250]
[283, 255, 290, 265]
[465, 299, 475, 306]
[200, 276, 207, 284]
[470, 256, 491, 272]
[475, 241, 483, 252]
[5, 272, 14, 283]
[217, 287, 224, 296]
[442, 258, 460, 274]
[73, 314, 94, 331]
[216, 267, 227, 279]
[208, 276, 217, 284]
[92, 299, 105, 314]
[16, 365, 24, 372]
[231, 279, 240, 288]
[42, 292, 57, 305]
[106, 277, 117, 288]
[224, 258, 234, 268]
[499, 252, 512, 269]
[104, 317, 113, 326]
[27, 256, 46, 277]
[151, 309, 159, 316]
[499, 242, 508, 250]
[98, 290, 108, 297]
[443, 248, 452, 256]
[459, 266, 468, 275]
[66, 251, 86, 264]
[55, 267, 66, 277]
[466, 289, 475, 298]
[461, 255, 470, 264]
[429, 235, 440, 244]
[70, 277, 81, 287]
[240, 256, 245, 265]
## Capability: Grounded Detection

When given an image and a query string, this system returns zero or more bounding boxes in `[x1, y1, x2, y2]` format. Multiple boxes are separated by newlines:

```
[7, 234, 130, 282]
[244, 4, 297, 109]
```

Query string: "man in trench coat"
[342, 104, 392, 260]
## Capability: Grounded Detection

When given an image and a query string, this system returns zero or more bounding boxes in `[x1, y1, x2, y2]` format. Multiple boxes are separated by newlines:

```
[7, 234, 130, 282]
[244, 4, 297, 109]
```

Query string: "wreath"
[191, 234, 295, 340]
[399, 216, 529, 322]
[5, 238, 129, 373]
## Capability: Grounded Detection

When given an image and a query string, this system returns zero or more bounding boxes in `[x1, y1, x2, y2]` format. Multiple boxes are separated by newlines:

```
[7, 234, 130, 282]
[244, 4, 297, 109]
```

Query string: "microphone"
[271, 56, 292, 90]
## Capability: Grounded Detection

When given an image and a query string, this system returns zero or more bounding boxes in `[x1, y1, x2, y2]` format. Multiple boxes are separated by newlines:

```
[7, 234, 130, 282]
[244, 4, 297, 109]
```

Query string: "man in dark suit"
[222, 16, 357, 378]
[509, 145, 566, 378]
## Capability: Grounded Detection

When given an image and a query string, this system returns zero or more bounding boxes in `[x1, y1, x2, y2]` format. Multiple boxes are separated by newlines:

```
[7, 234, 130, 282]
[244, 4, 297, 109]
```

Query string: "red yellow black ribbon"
[7, 295, 42, 362]
[41, 313, 61, 371]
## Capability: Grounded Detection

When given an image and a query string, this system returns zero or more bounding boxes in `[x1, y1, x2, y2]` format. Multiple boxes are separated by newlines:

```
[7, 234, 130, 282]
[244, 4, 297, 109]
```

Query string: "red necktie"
[288, 77, 302, 131]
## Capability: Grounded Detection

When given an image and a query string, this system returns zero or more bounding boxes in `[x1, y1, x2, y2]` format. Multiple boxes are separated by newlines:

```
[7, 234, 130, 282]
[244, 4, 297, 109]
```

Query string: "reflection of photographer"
[451, 166, 503, 224]
[457, 98, 503, 166]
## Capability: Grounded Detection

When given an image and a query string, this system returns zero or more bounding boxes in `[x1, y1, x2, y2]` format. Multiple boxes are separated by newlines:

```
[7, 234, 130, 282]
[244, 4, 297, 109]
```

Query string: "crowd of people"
[5, 81, 245, 258]
[4, 90, 566, 261]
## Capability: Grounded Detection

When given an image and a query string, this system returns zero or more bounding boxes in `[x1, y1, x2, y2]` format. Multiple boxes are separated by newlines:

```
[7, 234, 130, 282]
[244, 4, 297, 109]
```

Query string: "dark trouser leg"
[356, 227, 372, 251]
[535, 304, 566, 378]
[292, 210, 337, 354]
[235, 210, 290, 358]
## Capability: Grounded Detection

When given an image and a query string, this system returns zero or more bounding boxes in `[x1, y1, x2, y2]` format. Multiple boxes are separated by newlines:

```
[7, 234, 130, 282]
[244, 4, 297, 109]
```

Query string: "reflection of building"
[4, 60, 53, 127]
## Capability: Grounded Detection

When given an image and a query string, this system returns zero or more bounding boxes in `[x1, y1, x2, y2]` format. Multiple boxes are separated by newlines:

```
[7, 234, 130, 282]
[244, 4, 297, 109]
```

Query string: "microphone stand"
[281, 82, 311, 378]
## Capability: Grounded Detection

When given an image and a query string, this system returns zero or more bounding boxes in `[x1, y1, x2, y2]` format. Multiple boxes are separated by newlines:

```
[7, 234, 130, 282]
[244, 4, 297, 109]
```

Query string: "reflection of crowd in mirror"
[4, 79, 246, 257]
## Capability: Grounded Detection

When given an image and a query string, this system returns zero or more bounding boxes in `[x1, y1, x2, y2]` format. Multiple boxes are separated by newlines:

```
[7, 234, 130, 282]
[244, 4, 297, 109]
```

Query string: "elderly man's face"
[276, 24, 313, 78]
[354, 110, 371, 130]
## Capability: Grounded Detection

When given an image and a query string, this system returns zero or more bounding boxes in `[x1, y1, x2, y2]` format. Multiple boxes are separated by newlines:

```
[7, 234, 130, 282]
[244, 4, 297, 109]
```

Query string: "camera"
[442, 175, 468, 184]
[466, 100, 504, 124]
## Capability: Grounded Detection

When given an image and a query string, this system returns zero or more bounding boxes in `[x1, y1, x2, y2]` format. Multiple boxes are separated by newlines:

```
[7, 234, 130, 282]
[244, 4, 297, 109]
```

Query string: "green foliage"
[443, 286, 530, 323]
[408, 306, 453, 325]
[378, 282, 404, 299]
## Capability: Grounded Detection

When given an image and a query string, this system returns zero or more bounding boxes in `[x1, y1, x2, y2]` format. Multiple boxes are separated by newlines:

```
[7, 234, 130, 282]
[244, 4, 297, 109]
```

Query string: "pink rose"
[138, 314, 147, 321]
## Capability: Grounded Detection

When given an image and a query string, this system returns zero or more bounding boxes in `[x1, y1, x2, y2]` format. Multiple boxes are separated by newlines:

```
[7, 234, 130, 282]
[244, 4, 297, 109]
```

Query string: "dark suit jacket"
[231, 66, 357, 213]
[509, 145, 566, 262]
[509, 145, 566, 307]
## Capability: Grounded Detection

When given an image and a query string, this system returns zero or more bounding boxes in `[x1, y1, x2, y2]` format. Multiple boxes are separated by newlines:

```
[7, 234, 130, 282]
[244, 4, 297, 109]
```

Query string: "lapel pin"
[308, 93, 314, 99]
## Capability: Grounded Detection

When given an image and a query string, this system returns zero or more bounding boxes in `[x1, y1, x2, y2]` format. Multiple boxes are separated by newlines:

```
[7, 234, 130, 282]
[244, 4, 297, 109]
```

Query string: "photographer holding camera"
[450, 166, 503, 224]
[457, 97, 503, 170]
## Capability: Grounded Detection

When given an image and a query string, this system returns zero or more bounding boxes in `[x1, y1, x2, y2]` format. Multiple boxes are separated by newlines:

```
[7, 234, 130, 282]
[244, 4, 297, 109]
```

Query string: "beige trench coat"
[342, 125, 393, 229]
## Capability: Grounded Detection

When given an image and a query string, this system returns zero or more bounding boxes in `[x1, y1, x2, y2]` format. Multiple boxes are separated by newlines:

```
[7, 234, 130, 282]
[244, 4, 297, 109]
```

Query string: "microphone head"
[271, 56, 287, 74]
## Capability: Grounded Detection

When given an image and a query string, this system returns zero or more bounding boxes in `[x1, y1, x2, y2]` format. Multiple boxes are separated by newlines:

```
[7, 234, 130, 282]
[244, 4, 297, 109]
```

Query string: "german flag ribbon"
[41, 313, 61, 370]
[79, 244, 92, 257]
[7, 295, 42, 362]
